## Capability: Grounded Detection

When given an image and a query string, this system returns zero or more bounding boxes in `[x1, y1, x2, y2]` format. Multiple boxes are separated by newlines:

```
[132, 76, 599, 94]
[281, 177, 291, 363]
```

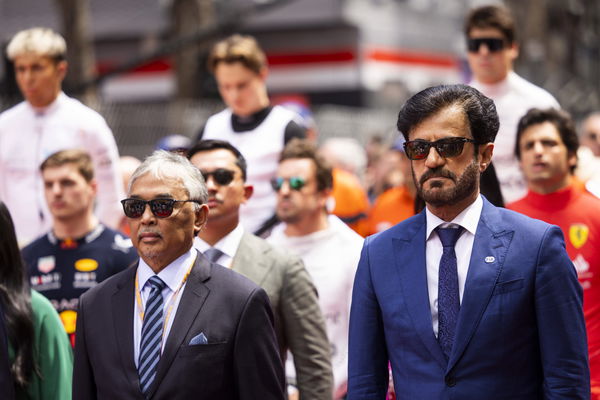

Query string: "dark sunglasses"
[467, 38, 505, 53]
[403, 137, 477, 160]
[121, 198, 201, 219]
[270, 176, 306, 192]
[200, 168, 235, 186]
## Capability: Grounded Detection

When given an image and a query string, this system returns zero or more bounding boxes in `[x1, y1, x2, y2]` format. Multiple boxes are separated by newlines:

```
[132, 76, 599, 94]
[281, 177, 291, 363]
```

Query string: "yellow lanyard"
[135, 255, 196, 336]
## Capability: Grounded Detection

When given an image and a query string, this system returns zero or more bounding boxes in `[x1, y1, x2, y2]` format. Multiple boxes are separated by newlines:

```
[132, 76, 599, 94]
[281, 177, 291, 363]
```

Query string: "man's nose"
[424, 147, 445, 169]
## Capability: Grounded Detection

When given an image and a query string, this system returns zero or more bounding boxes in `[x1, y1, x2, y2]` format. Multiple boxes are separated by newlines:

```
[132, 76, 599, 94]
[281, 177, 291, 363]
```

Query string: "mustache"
[138, 229, 162, 239]
[419, 168, 457, 185]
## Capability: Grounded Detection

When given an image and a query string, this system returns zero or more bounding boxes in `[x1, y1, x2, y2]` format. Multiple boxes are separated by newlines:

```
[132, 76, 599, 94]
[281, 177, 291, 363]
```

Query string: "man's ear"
[567, 151, 578, 172]
[193, 204, 209, 236]
[57, 60, 68, 82]
[242, 184, 254, 204]
[479, 143, 494, 173]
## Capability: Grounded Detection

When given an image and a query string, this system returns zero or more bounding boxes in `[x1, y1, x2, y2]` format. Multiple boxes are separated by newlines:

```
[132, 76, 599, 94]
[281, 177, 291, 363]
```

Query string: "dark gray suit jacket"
[231, 232, 333, 399]
[73, 249, 285, 400]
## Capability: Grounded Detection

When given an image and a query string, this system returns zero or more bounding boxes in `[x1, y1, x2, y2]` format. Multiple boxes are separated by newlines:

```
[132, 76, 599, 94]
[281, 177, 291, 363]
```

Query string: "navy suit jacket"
[348, 198, 589, 399]
[73, 250, 285, 400]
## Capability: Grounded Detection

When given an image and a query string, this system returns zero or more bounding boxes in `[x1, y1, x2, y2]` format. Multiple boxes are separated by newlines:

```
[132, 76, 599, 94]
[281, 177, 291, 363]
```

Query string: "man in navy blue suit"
[347, 84, 590, 399]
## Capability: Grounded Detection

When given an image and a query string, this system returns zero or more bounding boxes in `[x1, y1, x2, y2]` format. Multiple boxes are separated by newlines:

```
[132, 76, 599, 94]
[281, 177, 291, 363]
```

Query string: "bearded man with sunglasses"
[465, 5, 559, 203]
[73, 150, 285, 400]
[267, 138, 363, 400]
[187, 139, 333, 400]
[347, 84, 589, 400]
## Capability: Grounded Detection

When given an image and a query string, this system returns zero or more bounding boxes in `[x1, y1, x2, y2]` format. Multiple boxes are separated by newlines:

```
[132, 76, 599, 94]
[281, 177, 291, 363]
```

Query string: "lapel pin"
[485, 256, 495, 263]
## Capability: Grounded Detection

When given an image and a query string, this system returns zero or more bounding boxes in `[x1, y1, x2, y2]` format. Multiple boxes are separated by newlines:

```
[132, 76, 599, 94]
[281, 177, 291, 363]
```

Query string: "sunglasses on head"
[467, 38, 505, 53]
[270, 176, 306, 192]
[403, 137, 478, 160]
[121, 198, 201, 219]
[200, 168, 235, 186]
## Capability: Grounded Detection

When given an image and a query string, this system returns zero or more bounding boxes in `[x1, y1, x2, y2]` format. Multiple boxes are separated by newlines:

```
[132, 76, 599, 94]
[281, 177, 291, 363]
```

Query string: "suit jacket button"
[445, 375, 456, 387]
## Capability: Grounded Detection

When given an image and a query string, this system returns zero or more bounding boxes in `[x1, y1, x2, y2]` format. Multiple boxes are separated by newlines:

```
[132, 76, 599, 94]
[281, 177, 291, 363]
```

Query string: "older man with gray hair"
[0, 27, 123, 245]
[73, 150, 285, 400]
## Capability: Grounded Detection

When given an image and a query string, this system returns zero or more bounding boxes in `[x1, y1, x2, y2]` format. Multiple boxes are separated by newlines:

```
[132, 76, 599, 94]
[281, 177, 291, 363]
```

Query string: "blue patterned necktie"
[204, 247, 224, 263]
[436, 226, 464, 360]
[138, 275, 167, 395]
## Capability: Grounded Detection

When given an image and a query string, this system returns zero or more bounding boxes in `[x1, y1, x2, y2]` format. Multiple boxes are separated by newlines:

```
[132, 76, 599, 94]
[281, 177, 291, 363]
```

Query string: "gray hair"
[129, 150, 208, 209]
[6, 27, 67, 61]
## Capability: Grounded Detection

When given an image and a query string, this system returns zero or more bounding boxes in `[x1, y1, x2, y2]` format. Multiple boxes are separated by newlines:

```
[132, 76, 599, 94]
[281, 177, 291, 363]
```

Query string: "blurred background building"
[1, 0, 599, 158]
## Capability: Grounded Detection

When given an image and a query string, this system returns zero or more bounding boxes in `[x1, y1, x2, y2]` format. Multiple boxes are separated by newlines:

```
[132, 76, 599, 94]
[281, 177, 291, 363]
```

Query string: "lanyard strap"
[135, 255, 196, 336]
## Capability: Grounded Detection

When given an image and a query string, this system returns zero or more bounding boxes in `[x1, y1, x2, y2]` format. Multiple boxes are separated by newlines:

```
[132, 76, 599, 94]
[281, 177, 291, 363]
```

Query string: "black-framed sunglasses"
[121, 198, 201, 219]
[200, 168, 235, 186]
[403, 137, 478, 160]
[467, 38, 505, 53]
[270, 176, 306, 192]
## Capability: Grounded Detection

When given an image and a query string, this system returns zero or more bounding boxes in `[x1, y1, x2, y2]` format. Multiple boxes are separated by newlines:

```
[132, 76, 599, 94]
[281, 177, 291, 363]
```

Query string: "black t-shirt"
[22, 225, 138, 346]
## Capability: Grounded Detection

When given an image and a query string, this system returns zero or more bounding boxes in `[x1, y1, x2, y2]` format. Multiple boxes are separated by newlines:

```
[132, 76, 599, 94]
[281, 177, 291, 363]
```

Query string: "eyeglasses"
[403, 137, 477, 160]
[200, 168, 235, 186]
[270, 176, 306, 192]
[467, 38, 505, 53]
[121, 198, 201, 219]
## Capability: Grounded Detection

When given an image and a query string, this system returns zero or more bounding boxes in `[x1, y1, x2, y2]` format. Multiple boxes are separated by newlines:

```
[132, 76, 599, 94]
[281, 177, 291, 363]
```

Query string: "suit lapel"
[111, 266, 140, 390]
[394, 213, 447, 370]
[148, 251, 211, 398]
[448, 200, 514, 371]
[231, 233, 270, 285]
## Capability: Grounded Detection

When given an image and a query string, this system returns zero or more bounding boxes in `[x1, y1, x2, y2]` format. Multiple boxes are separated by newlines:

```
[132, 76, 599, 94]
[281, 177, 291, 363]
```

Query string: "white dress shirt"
[425, 195, 483, 337]
[133, 247, 196, 367]
[193, 224, 245, 268]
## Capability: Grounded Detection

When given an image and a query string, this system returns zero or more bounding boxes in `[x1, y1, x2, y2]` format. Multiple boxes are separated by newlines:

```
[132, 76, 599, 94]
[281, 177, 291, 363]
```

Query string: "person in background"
[577, 112, 600, 197]
[188, 139, 333, 400]
[73, 150, 285, 399]
[22, 150, 137, 347]
[0, 201, 72, 400]
[508, 107, 600, 398]
[118, 156, 142, 236]
[198, 34, 306, 235]
[348, 84, 589, 399]
[0, 27, 123, 246]
[465, 4, 559, 203]
[581, 112, 600, 157]
[155, 134, 192, 156]
[268, 138, 363, 399]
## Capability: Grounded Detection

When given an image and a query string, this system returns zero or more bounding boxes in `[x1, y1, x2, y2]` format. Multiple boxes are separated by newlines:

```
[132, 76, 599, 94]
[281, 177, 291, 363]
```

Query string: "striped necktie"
[138, 275, 167, 395]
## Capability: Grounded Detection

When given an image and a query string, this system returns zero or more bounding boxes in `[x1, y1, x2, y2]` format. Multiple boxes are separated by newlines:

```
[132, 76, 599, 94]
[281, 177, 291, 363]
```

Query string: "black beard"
[413, 160, 479, 207]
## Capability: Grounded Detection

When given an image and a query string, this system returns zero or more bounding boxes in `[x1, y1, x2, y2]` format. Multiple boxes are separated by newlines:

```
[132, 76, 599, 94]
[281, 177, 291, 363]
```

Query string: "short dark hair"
[464, 5, 516, 44]
[515, 108, 579, 173]
[279, 138, 333, 192]
[187, 139, 248, 181]
[397, 84, 499, 145]
[40, 149, 94, 182]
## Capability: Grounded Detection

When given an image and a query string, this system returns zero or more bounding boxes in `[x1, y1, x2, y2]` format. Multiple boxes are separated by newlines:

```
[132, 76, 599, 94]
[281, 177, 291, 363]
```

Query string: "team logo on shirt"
[569, 224, 589, 249]
[74, 258, 98, 272]
[59, 310, 77, 335]
[38, 255, 56, 273]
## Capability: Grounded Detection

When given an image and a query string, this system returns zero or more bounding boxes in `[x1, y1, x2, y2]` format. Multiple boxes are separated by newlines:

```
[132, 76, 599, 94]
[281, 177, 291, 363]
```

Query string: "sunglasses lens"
[436, 140, 464, 158]
[271, 177, 284, 191]
[404, 141, 430, 160]
[213, 169, 235, 186]
[122, 199, 145, 218]
[289, 177, 305, 190]
[150, 199, 175, 218]
[467, 38, 504, 53]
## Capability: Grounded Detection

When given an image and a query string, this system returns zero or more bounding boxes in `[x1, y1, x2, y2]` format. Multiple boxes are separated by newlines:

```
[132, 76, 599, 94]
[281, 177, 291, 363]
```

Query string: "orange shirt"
[331, 168, 370, 237]
[367, 186, 415, 236]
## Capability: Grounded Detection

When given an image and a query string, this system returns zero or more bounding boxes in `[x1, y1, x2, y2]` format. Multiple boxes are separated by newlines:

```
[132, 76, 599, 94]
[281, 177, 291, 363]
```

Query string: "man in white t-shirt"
[267, 139, 363, 400]
[465, 5, 559, 202]
[198, 34, 306, 235]
[0, 27, 124, 246]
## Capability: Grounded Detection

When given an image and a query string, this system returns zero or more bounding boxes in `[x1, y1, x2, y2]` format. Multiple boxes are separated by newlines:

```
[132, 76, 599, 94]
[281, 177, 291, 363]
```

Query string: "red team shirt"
[508, 183, 600, 393]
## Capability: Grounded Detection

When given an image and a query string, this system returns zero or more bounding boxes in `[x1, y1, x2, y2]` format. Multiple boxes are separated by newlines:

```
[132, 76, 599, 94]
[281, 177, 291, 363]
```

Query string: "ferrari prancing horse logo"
[569, 224, 589, 249]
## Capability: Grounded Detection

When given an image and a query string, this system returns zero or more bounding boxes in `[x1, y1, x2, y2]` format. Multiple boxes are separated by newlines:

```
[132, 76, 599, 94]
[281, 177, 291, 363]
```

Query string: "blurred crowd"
[0, 3, 600, 400]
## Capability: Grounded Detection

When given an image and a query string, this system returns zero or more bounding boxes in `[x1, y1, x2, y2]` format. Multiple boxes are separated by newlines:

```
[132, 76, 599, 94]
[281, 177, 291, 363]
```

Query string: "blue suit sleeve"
[347, 237, 389, 400]
[535, 226, 590, 399]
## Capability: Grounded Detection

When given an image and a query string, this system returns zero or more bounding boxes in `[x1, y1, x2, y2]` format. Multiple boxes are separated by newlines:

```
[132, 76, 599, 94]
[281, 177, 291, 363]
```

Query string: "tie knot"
[204, 247, 224, 263]
[436, 226, 464, 248]
[147, 275, 166, 291]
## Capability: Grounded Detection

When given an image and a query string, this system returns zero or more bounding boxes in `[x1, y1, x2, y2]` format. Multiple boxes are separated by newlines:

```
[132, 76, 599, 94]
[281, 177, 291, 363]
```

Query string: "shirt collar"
[193, 224, 244, 258]
[137, 246, 196, 292]
[425, 194, 483, 240]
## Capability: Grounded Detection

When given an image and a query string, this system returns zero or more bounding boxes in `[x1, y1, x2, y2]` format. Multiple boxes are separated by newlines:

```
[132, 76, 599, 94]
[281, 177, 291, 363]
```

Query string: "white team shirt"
[268, 215, 363, 399]
[0, 92, 124, 246]
[470, 71, 559, 203]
